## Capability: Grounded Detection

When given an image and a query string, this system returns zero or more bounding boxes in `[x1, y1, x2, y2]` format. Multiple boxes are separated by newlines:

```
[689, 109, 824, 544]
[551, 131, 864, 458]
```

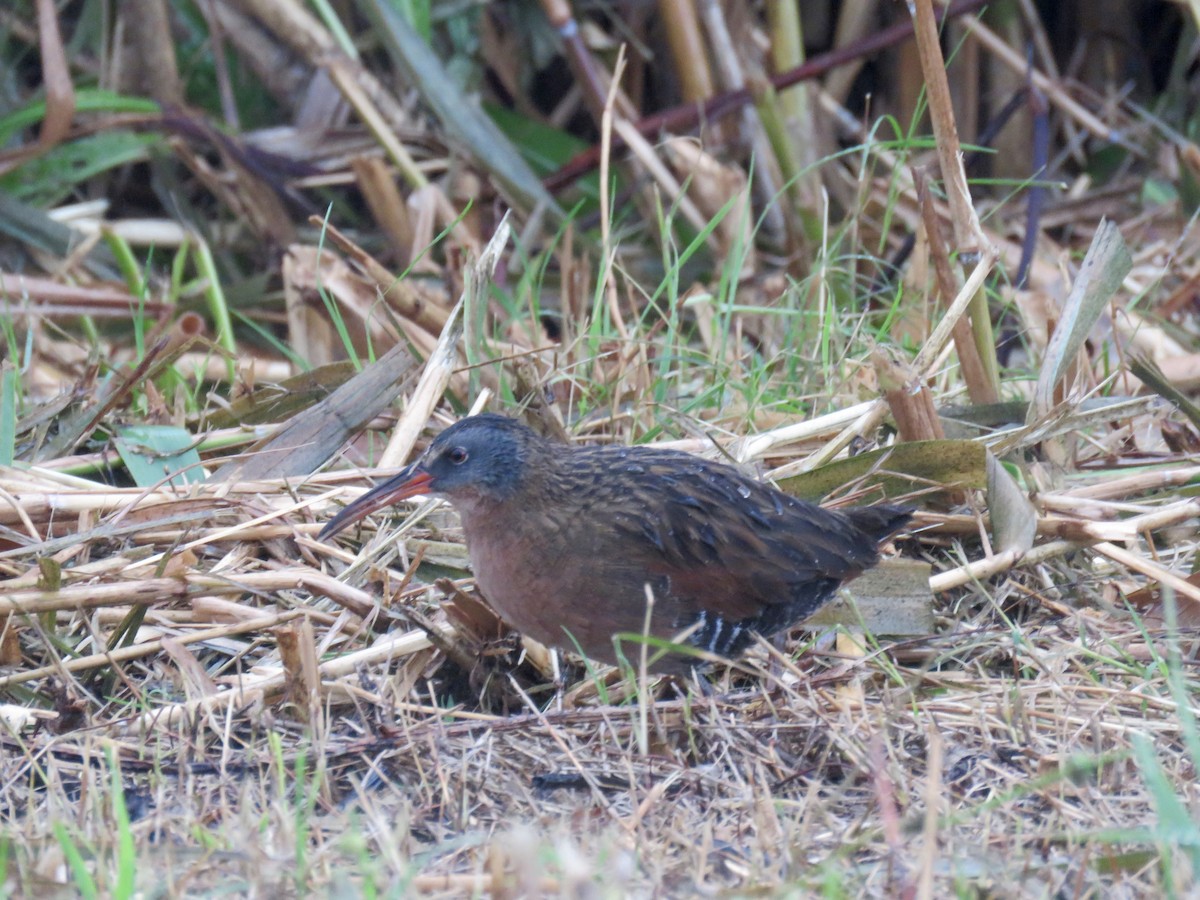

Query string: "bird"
[320, 414, 912, 675]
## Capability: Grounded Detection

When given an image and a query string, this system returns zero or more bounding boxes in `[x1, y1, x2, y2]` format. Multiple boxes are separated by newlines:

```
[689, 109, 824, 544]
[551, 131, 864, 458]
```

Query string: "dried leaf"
[1125, 573, 1200, 629]
[779, 439, 987, 503]
[1029, 219, 1131, 424]
[986, 452, 1036, 553]
[210, 342, 417, 482]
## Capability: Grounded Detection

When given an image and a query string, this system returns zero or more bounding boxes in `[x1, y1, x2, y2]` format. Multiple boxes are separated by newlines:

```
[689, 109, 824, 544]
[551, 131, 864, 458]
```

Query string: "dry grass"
[2, 414, 1198, 895]
[4, 0, 1200, 895]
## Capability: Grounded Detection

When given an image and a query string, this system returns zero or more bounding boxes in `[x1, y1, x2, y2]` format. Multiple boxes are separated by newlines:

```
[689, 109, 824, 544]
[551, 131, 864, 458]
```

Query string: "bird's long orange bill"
[318, 465, 435, 541]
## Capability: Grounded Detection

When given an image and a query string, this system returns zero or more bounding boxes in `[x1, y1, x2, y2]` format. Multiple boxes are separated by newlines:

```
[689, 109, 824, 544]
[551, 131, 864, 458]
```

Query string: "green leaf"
[485, 103, 602, 220]
[0, 90, 159, 145]
[0, 131, 155, 205]
[1131, 731, 1200, 871]
[362, 0, 564, 221]
[53, 823, 98, 900]
[107, 748, 137, 899]
[113, 425, 205, 488]
[484, 103, 588, 174]
[0, 362, 16, 467]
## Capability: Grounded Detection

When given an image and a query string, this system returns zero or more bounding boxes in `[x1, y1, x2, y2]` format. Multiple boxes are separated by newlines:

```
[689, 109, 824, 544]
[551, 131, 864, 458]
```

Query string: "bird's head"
[319, 414, 535, 540]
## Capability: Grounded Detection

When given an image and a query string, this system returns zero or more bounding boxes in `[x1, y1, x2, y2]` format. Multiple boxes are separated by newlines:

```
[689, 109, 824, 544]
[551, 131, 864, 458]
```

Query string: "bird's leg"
[548, 649, 572, 712]
[662, 668, 714, 699]
[691, 669, 716, 698]
[469, 634, 531, 713]
[769, 629, 790, 680]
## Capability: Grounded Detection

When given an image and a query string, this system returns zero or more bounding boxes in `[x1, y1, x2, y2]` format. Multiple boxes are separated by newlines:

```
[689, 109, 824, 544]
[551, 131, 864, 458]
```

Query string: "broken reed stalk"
[0, 569, 379, 620]
[123, 622, 446, 734]
[872, 346, 945, 444]
[277, 616, 323, 724]
[0, 610, 306, 689]
[914, 167, 998, 404]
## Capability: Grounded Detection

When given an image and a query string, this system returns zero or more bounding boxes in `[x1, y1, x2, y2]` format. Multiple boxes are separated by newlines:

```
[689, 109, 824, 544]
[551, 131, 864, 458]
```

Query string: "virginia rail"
[320, 414, 911, 674]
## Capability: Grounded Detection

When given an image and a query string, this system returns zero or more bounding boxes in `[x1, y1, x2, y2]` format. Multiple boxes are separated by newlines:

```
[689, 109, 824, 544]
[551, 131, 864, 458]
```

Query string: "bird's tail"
[844, 504, 913, 544]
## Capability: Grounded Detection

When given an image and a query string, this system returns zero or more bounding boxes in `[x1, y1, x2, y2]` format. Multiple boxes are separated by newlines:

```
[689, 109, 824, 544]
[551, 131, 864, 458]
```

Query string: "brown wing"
[563, 446, 908, 655]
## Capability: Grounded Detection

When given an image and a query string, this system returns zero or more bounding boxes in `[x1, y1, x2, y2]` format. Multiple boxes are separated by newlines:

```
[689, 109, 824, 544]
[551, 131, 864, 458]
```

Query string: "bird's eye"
[446, 446, 469, 465]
